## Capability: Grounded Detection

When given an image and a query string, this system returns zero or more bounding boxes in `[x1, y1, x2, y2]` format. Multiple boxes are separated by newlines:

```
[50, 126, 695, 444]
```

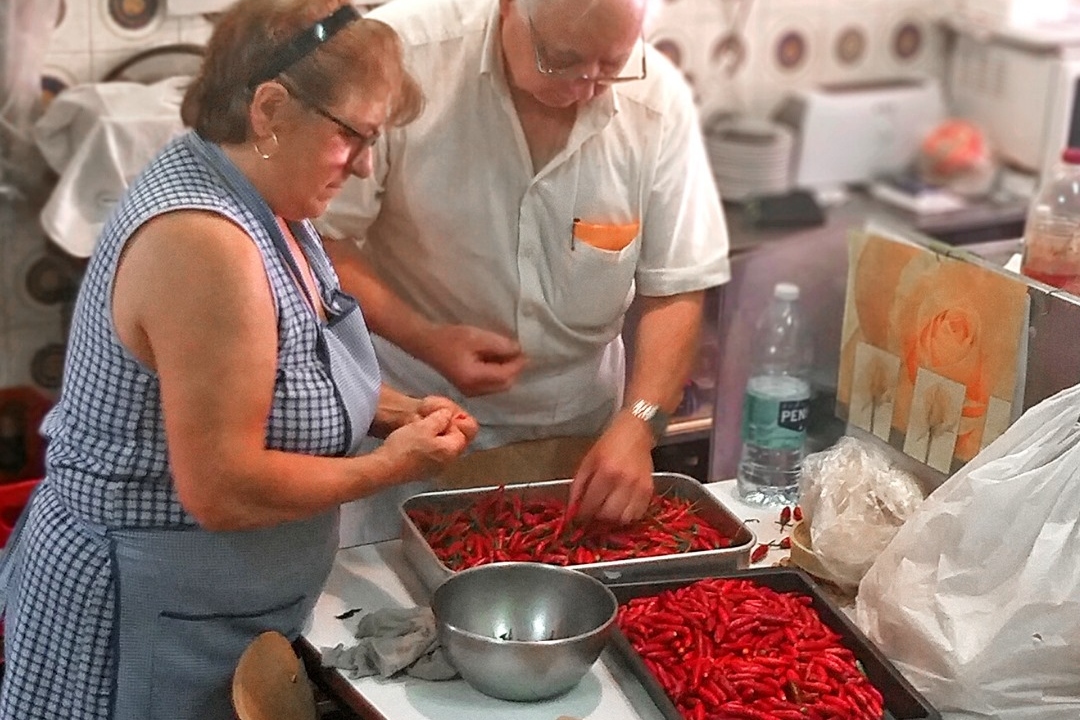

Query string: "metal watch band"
[628, 399, 669, 443]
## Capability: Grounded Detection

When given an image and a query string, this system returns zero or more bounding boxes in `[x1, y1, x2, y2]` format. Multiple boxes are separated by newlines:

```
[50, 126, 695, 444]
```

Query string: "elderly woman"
[0, 1, 475, 719]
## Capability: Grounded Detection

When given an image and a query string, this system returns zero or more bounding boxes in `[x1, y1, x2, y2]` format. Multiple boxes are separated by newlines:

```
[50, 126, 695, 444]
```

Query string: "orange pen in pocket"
[571, 218, 641, 251]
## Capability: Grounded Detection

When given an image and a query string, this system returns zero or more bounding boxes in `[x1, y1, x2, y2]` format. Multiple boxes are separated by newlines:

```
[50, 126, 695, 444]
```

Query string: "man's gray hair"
[513, 0, 660, 34]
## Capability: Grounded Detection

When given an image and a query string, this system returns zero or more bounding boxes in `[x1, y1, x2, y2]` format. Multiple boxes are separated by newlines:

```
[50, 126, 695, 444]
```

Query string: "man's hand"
[320, 242, 526, 397]
[566, 411, 655, 524]
[423, 324, 527, 396]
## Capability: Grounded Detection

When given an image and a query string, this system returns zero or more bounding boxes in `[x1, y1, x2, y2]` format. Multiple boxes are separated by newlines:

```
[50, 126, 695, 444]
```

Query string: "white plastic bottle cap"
[774, 282, 800, 301]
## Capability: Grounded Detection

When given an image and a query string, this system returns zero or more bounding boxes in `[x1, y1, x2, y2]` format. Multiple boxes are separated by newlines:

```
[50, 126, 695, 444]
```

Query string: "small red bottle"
[1021, 147, 1080, 294]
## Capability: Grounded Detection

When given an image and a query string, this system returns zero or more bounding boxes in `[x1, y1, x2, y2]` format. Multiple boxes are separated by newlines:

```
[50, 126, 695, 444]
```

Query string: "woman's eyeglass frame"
[278, 79, 380, 156]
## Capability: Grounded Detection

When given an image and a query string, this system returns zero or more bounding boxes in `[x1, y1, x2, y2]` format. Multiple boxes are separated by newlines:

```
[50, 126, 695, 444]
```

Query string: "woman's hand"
[370, 386, 478, 441]
[417, 395, 479, 444]
[376, 407, 473, 482]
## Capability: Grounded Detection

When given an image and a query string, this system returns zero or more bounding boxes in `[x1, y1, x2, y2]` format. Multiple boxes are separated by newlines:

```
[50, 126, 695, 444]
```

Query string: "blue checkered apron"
[0, 132, 380, 720]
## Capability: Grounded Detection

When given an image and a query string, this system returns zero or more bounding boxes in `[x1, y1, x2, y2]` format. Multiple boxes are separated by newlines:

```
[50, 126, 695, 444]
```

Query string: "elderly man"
[320, 0, 729, 539]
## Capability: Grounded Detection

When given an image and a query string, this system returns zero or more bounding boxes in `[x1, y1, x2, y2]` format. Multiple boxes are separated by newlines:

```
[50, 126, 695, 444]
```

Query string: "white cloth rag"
[33, 76, 188, 258]
[320, 606, 458, 681]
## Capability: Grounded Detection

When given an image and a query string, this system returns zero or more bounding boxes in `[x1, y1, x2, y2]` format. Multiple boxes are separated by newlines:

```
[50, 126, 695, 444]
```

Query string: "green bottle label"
[741, 377, 810, 451]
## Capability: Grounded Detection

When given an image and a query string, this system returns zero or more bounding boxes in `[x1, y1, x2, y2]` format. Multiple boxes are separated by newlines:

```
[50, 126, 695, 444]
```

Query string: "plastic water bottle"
[1020, 147, 1080, 294]
[736, 282, 812, 506]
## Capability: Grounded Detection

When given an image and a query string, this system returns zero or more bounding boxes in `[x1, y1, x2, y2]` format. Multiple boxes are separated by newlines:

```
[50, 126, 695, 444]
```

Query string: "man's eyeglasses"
[528, 16, 647, 84]
[285, 85, 380, 156]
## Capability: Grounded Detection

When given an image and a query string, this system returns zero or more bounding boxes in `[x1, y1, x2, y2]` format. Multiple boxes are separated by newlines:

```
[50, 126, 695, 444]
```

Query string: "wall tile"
[91, 48, 143, 81]
[1, 233, 66, 330]
[869, 2, 947, 82]
[176, 14, 214, 45]
[87, 0, 179, 53]
[42, 53, 94, 91]
[649, 24, 708, 106]
[0, 266, 8, 340]
[743, 0, 827, 117]
[819, 0, 878, 85]
[0, 201, 66, 397]
[50, 0, 92, 54]
[0, 337, 9, 390]
[2, 324, 66, 397]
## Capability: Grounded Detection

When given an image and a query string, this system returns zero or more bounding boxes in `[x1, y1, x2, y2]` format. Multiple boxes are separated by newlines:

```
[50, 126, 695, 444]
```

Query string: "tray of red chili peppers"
[609, 567, 940, 720]
[399, 472, 756, 592]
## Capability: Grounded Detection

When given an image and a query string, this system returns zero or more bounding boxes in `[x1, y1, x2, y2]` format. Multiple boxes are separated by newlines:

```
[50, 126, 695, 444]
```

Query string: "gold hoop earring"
[253, 133, 279, 160]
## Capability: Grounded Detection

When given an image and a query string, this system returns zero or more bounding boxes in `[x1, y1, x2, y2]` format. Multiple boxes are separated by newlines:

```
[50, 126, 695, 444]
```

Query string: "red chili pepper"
[411, 486, 737, 570]
[617, 577, 886, 720]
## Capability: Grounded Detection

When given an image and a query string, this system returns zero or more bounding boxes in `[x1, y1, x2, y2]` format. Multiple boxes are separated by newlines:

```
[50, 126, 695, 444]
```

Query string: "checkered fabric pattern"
[0, 133, 352, 719]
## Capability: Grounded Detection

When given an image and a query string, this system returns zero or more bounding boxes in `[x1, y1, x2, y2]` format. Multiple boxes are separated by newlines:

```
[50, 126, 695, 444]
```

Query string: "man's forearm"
[623, 291, 706, 413]
[323, 237, 435, 355]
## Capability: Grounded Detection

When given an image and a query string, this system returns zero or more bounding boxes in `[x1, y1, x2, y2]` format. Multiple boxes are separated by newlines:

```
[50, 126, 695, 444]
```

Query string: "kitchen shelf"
[660, 414, 712, 444]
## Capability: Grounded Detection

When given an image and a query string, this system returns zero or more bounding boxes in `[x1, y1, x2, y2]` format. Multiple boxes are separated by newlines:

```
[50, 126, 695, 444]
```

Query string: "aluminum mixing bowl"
[431, 561, 618, 701]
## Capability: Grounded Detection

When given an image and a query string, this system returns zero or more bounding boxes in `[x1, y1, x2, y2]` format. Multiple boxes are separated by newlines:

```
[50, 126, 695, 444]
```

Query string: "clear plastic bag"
[798, 435, 924, 588]
[856, 383, 1080, 719]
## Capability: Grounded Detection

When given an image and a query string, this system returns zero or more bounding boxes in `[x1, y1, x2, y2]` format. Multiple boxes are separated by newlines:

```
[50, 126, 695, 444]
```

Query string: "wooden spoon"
[232, 631, 317, 720]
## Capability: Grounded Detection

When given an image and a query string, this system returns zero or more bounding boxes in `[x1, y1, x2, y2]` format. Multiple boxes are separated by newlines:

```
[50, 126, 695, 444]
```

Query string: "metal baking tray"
[399, 472, 756, 593]
[608, 567, 941, 720]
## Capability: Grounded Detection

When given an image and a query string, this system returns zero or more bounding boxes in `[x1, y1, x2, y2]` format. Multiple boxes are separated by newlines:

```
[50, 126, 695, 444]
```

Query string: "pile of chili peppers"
[406, 486, 734, 570]
[618, 578, 885, 720]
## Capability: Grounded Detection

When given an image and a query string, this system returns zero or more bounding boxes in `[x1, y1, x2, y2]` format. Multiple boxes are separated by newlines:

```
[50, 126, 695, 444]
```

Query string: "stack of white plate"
[703, 116, 794, 201]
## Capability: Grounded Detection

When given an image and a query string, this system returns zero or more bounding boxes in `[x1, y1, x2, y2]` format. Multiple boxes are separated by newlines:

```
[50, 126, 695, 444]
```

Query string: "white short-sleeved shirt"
[321, 0, 730, 435]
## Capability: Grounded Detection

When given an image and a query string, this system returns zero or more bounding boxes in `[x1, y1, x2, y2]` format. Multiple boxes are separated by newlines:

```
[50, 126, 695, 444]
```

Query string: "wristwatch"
[627, 399, 670, 445]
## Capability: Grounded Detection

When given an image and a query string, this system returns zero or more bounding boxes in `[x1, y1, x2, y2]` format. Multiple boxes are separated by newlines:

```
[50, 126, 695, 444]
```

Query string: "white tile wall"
[647, 0, 948, 119]
[819, 2, 877, 85]
[87, 0, 178, 54]
[49, 0, 92, 54]
[35, 0, 951, 101]
[176, 14, 214, 45]
[0, 196, 66, 397]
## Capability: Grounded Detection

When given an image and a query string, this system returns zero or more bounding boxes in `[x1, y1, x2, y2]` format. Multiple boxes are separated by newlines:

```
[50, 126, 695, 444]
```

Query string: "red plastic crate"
[0, 478, 39, 548]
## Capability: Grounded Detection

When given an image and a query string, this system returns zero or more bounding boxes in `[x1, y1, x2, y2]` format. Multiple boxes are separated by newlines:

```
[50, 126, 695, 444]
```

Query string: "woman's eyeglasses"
[285, 85, 380, 156]
[308, 102, 381, 154]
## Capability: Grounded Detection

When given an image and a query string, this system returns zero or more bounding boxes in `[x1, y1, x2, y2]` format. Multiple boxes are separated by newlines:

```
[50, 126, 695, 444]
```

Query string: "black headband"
[250, 5, 360, 87]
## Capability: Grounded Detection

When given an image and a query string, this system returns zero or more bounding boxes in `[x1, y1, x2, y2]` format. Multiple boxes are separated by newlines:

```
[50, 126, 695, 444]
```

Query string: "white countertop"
[301, 479, 792, 720]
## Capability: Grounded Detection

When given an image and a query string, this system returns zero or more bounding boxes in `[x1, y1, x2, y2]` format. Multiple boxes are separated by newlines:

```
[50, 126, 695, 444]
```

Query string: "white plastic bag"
[798, 436, 924, 587]
[856, 383, 1080, 720]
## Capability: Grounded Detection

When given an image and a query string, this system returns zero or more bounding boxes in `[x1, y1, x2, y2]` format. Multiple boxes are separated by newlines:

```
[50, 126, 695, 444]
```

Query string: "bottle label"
[741, 378, 810, 451]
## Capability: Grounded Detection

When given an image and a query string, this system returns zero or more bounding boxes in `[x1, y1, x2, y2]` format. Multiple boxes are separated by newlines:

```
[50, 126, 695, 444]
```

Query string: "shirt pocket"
[553, 219, 641, 332]
[572, 219, 640, 252]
